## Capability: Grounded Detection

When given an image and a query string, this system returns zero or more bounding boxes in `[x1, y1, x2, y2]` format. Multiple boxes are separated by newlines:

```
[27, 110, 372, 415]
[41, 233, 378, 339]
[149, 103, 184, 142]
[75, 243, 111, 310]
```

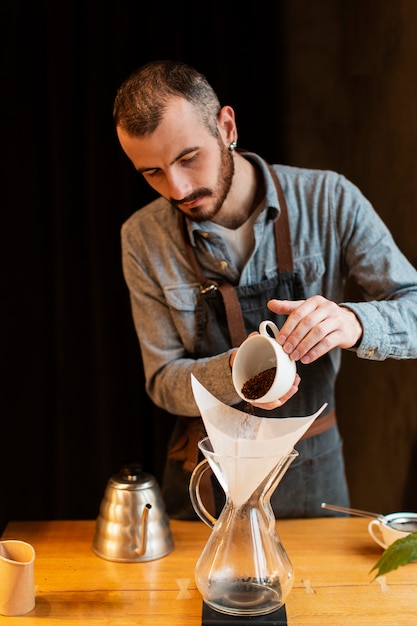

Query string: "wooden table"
[1, 517, 416, 625]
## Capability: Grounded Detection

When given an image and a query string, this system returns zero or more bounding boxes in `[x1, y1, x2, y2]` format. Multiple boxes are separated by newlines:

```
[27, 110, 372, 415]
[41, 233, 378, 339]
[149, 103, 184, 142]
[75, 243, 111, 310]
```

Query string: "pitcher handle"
[368, 519, 388, 549]
[189, 459, 217, 528]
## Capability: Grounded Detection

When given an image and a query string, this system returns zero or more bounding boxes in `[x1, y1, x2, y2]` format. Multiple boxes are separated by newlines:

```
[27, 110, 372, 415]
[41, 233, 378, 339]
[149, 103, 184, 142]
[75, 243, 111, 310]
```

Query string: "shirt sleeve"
[333, 173, 417, 360]
[121, 208, 241, 417]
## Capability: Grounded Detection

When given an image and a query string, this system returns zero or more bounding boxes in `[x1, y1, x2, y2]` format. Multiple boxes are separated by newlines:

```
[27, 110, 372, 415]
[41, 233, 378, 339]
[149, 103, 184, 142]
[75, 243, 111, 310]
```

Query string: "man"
[113, 60, 417, 519]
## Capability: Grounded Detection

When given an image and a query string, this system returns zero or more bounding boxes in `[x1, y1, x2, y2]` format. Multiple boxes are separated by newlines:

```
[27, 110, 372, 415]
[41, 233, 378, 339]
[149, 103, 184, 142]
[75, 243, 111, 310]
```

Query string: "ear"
[217, 105, 237, 145]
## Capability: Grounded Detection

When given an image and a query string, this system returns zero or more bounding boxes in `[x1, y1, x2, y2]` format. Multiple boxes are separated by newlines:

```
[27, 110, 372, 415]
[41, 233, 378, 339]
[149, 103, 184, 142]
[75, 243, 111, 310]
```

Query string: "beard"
[171, 138, 235, 223]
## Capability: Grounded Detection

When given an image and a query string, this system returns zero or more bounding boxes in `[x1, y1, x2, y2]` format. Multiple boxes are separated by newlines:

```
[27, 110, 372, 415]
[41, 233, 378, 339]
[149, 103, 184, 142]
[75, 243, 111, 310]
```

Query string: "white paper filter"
[191, 375, 327, 506]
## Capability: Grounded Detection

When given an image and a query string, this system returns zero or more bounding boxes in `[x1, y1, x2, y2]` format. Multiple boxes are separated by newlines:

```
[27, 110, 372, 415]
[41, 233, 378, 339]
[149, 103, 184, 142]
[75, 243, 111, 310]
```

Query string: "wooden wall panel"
[281, 0, 417, 513]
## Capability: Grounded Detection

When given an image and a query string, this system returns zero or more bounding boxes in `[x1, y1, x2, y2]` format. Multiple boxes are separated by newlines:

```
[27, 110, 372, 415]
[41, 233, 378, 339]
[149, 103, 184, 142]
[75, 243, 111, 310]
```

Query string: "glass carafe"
[189, 436, 298, 617]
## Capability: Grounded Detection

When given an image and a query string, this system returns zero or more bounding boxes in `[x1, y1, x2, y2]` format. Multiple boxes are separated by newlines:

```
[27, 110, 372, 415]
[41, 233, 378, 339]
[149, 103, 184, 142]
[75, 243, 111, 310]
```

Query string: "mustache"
[172, 188, 213, 206]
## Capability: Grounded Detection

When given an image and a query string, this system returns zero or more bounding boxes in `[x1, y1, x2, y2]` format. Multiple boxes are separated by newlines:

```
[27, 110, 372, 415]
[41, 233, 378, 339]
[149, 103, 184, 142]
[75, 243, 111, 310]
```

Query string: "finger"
[297, 326, 339, 364]
[267, 299, 305, 316]
[276, 297, 326, 347]
[298, 320, 357, 364]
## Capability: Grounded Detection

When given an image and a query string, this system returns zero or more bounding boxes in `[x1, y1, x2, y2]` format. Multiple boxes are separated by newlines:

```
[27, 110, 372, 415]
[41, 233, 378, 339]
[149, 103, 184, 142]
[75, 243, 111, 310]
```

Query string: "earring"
[229, 140, 237, 151]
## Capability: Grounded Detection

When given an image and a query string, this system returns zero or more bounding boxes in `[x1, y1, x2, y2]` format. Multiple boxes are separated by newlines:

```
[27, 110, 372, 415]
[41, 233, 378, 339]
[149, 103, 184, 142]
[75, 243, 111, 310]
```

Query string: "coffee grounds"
[241, 367, 277, 400]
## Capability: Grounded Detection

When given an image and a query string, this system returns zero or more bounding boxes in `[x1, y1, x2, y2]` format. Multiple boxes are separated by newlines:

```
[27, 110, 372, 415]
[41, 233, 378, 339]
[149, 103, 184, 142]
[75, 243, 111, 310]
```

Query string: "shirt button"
[200, 231, 209, 238]
[220, 260, 228, 270]
[364, 348, 376, 357]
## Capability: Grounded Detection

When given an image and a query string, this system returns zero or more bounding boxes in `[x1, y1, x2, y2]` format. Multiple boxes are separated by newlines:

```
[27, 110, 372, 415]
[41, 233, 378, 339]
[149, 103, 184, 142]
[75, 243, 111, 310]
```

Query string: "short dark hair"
[113, 60, 221, 137]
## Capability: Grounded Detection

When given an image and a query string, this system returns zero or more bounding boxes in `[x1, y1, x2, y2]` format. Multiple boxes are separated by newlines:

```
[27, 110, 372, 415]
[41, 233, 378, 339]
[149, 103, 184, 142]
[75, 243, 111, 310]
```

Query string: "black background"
[3, 1, 417, 532]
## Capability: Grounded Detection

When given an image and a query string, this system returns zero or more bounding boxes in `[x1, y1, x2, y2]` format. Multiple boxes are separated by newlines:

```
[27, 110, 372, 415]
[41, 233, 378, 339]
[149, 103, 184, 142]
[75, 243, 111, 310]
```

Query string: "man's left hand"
[267, 295, 363, 364]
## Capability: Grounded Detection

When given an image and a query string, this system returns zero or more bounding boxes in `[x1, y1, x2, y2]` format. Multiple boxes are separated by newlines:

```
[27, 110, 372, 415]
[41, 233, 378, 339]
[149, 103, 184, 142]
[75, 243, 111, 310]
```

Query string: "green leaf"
[370, 532, 417, 579]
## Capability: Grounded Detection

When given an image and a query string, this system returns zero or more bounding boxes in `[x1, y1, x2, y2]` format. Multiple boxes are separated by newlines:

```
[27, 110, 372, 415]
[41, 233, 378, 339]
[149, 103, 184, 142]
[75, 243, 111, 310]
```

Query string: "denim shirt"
[121, 152, 417, 416]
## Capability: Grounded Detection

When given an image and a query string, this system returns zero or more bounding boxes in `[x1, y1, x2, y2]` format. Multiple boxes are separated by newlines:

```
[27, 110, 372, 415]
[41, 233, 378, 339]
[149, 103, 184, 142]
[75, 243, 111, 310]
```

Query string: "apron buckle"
[200, 284, 218, 294]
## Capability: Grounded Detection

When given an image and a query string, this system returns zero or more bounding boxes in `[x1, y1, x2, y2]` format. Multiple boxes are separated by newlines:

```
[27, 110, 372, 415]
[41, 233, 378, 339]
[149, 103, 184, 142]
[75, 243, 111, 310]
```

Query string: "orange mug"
[0, 539, 35, 616]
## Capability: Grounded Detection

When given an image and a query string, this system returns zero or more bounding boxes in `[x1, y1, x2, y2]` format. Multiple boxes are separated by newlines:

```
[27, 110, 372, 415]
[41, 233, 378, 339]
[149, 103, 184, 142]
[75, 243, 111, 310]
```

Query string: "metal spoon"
[321, 503, 417, 532]
[320, 502, 383, 519]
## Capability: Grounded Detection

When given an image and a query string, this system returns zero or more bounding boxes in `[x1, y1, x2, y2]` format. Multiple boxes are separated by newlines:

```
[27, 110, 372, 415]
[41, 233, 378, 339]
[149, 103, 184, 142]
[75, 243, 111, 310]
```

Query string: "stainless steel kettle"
[92, 463, 174, 562]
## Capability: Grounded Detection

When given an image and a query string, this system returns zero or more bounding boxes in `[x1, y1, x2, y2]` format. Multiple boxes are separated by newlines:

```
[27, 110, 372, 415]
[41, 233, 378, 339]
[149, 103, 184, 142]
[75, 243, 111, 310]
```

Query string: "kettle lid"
[109, 463, 156, 490]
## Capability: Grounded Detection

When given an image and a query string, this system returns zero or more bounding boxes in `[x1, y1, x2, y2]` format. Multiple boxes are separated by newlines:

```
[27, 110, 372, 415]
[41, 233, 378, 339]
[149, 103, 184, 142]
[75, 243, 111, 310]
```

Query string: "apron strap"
[181, 217, 247, 347]
[269, 167, 294, 273]
[217, 282, 248, 347]
[180, 165, 294, 347]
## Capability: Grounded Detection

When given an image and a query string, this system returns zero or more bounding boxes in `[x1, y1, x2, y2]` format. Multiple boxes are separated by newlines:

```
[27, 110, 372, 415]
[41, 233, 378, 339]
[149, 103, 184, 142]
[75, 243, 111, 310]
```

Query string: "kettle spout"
[134, 503, 152, 556]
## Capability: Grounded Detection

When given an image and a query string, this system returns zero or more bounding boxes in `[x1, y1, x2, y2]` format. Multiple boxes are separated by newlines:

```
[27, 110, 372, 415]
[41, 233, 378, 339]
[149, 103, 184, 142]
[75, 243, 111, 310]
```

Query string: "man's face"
[117, 98, 235, 222]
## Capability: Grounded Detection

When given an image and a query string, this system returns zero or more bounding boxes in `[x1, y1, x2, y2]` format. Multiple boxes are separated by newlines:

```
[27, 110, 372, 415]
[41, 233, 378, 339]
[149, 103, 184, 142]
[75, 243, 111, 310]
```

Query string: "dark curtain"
[2, 1, 286, 529]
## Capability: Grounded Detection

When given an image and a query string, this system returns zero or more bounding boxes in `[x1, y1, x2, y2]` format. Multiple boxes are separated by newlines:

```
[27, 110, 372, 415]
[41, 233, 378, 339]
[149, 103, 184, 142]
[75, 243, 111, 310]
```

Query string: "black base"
[202, 602, 287, 625]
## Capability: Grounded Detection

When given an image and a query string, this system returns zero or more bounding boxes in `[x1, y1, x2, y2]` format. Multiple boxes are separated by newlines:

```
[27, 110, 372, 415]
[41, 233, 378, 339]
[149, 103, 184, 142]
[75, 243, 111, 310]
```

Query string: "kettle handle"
[189, 459, 217, 528]
[134, 503, 151, 556]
